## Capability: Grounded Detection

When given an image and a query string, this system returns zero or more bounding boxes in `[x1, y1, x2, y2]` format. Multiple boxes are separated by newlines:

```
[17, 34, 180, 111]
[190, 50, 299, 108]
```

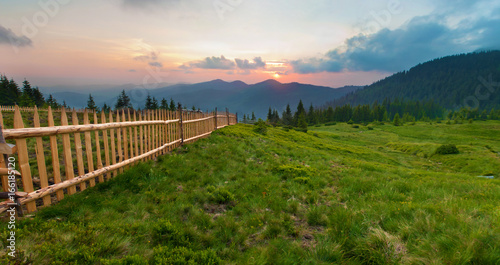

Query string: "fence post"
[236, 113, 238, 124]
[226, 108, 230, 125]
[214, 107, 218, 130]
[0, 125, 24, 217]
[13, 106, 36, 213]
[178, 103, 184, 145]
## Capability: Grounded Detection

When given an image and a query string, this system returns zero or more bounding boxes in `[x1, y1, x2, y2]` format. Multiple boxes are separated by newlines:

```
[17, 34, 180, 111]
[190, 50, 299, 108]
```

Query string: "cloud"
[134, 51, 158, 61]
[149, 62, 163, 68]
[292, 14, 500, 74]
[182, 55, 236, 70]
[0, 25, 32, 47]
[121, 0, 188, 10]
[235, 57, 266, 69]
[129, 69, 137, 72]
[181, 56, 267, 72]
[122, 0, 166, 8]
[291, 58, 343, 74]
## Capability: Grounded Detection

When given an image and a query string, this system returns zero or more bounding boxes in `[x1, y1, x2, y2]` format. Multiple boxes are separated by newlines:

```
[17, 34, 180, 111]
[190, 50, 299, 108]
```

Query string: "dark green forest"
[329, 51, 500, 110]
[0, 75, 184, 112]
[260, 99, 500, 132]
[0, 75, 53, 108]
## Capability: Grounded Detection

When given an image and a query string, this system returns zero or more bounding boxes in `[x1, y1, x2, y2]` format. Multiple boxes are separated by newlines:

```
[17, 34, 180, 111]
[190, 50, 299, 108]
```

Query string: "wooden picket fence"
[0, 105, 237, 215]
[0, 105, 86, 113]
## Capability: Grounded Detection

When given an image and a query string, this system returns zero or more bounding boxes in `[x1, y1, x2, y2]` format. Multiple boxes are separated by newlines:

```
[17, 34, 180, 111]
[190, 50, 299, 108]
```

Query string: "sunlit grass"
[1, 121, 499, 264]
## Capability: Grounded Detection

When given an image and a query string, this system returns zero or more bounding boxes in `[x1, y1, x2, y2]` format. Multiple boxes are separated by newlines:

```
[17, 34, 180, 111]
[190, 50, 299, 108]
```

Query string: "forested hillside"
[329, 51, 500, 110]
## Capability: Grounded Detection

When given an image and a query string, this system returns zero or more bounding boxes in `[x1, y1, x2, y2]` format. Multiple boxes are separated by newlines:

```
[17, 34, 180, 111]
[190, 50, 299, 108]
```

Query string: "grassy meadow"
[1, 121, 499, 264]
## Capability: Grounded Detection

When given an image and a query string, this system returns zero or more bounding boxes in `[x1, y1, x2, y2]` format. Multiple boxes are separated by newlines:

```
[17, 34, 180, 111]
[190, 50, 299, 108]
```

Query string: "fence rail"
[0, 105, 237, 214]
[0, 105, 87, 113]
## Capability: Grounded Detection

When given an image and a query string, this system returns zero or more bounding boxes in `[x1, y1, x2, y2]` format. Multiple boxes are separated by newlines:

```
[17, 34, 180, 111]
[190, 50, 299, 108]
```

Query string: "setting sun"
[274, 73, 280, 78]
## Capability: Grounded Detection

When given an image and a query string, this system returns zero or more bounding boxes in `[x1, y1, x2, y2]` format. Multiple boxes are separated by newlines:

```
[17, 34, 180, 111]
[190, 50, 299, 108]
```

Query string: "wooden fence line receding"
[0, 106, 237, 214]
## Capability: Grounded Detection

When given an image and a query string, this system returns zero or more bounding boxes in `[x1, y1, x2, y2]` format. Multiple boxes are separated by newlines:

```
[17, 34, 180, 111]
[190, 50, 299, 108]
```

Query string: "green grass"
[1, 121, 499, 264]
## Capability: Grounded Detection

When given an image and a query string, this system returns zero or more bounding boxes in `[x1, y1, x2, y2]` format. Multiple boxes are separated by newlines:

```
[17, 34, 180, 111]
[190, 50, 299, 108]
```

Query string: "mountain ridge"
[45, 79, 361, 118]
[328, 51, 500, 110]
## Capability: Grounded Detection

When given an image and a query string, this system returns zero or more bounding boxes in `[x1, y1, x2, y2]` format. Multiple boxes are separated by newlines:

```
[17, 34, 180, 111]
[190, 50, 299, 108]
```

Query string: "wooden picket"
[0, 106, 237, 214]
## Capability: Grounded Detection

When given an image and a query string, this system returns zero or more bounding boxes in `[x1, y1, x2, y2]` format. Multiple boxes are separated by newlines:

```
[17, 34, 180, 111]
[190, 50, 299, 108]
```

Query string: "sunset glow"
[0, 0, 499, 89]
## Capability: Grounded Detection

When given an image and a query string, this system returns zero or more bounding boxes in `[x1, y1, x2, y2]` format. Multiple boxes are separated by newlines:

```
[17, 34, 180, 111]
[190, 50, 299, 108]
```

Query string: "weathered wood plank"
[33, 107, 51, 206]
[13, 106, 36, 212]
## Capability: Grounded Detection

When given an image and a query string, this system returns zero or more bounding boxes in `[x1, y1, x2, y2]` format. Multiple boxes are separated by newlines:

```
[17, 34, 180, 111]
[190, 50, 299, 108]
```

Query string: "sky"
[0, 0, 499, 89]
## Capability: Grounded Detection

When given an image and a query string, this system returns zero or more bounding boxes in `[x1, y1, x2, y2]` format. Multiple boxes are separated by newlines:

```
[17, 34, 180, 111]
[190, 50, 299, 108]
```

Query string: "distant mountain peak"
[257, 79, 282, 86]
[230, 80, 247, 85]
[208, 79, 227, 83]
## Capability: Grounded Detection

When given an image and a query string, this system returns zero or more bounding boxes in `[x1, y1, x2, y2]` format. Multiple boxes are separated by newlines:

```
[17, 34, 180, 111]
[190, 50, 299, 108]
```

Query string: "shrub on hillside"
[274, 164, 317, 180]
[393, 113, 402, 126]
[207, 186, 235, 204]
[152, 246, 221, 265]
[434, 144, 459, 155]
[253, 119, 268, 135]
[293, 177, 311, 184]
[153, 220, 191, 247]
[100, 255, 148, 265]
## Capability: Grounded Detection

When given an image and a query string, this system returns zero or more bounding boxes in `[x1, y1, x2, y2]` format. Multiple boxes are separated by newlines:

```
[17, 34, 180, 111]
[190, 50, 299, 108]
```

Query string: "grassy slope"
[1, 122, 499, 264]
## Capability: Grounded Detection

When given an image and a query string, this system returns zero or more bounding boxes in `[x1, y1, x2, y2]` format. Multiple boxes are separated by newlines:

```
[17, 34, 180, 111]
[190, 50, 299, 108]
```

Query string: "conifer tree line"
[0, 75, 61, 108]
[258, 98, 500, 129]
[0, 75, 194, 113]
[3, 75, 500, 123]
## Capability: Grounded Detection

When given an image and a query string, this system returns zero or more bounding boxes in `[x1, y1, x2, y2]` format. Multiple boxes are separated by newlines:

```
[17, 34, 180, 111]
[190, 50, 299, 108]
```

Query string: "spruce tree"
[145, 94, 153, 109]
[307, 104, 315, 124]
[152, 97, 159, 109]
[169, 98, 176, 111]
[115, 90, 132, 110]
[0, 76, 21, 105]
[293, 100, 306, 126]
[251, 112, 256, 121]
[282, 104, 293, 125]
[160, 98, 168, 109]
[32, 87, 45, 107]
[489, 109, 498, 120]
[19, 80, 35, 107]
[46, 94, 59, 108]
[87, 94, 97, 110]
[393, 113, 401, 126]
[297, 112, 308, 132]
[102, 103, 111, 113]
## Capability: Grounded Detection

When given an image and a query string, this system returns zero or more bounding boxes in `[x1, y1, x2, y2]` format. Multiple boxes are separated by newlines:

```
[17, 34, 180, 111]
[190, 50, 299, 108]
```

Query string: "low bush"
[152, 220, 191, 247]
[100, 255, 148, 265]
[434, 144, 459, 155]
[253, 119, 268, 135]
[207, 186, 235, 204]
[274, 164, 316, 180]
[293, 177, 310, 184]
[152, 246, 221, 265]
[307, 206, 327, 226]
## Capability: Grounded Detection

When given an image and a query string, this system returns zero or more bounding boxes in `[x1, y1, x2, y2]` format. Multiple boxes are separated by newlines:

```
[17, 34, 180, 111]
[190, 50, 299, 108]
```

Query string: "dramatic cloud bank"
[181, 56, 266, 71]
[0, 25, 32, 47]
[292, 12, 500, 74]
